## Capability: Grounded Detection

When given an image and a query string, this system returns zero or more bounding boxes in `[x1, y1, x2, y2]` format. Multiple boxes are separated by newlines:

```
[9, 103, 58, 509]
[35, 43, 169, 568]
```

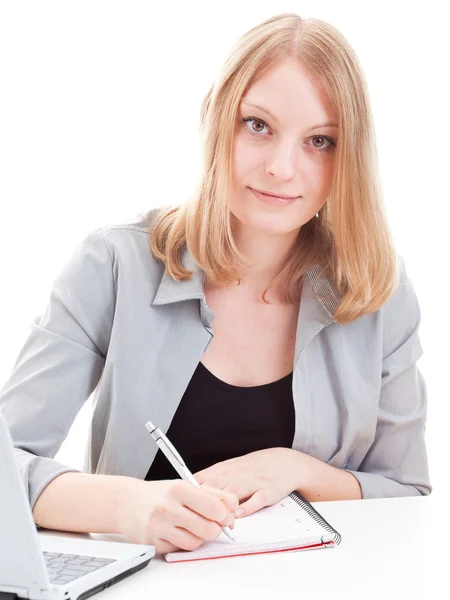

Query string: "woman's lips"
[249, 187, 300, 206]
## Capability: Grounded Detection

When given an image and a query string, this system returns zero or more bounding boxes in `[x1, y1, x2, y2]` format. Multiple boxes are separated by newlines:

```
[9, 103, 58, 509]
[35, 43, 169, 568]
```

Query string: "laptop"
[0, 410, 155, 600]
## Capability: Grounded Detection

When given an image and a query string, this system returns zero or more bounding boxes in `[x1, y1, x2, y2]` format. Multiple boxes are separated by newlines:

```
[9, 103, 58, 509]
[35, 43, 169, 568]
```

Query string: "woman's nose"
[264, 140, 298, 181]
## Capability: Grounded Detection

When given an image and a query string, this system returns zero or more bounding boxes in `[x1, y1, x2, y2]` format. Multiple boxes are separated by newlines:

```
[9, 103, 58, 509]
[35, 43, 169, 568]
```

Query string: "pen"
[145, 420, 235, 541]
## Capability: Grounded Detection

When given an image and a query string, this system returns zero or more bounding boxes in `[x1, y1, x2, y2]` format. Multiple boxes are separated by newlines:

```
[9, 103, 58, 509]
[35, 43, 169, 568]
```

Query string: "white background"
[0, 1, 448, 497]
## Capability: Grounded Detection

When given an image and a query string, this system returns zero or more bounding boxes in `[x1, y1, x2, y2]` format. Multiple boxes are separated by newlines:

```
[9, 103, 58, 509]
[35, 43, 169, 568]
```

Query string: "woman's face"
[230, 57, 339, 237]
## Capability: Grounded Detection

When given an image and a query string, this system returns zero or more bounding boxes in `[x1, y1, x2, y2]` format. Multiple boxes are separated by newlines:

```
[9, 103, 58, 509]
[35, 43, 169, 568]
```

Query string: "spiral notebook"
[164, 491, 342, 563]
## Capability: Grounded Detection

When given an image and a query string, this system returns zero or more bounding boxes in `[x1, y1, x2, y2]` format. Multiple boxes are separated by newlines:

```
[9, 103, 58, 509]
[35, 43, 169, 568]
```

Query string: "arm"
[0, 230, 115, 511]
[293, 453, 362, 501]
[298, 256, 432, 500]
[168, 257, 431, 515]
[32, 471, 238, 554]
[0, 228, 240, 552]
[32, 472, 136, 534]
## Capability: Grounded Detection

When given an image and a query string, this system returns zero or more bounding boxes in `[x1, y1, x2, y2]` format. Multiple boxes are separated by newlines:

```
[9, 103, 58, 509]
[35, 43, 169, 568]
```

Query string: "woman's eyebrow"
[240, 100, 339, 132]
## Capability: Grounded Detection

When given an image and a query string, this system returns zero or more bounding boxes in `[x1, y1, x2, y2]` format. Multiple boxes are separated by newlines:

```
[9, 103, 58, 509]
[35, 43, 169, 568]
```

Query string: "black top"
[145, 360, 295, 481]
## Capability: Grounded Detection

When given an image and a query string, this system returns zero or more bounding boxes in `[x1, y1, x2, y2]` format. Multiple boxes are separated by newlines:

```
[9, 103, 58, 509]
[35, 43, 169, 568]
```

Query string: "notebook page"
[164, 494, 332, 561]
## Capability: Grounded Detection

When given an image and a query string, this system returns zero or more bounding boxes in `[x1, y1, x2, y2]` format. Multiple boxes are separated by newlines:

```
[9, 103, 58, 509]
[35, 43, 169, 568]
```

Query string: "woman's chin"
[235, 212, 303, 237]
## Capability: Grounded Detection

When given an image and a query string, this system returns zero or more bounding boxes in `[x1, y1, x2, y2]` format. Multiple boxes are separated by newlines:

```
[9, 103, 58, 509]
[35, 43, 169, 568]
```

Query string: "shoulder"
[90, 207, 164, 251]
[61, 208, 168, 295]
[79, 207, 168, 270]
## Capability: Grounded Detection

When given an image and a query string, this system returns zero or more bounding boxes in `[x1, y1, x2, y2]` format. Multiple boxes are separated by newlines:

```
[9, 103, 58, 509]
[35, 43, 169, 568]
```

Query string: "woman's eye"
[241, 117, 269, 135]
[309, 135, 335, 152]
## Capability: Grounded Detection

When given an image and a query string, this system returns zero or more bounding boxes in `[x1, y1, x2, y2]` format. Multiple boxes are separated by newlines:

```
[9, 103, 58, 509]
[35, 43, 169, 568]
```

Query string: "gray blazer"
[0, 209, 432, 511]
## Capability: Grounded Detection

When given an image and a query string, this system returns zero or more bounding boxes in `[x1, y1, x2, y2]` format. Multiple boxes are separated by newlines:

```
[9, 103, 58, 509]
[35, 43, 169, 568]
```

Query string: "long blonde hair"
[147, 12, 399, 325]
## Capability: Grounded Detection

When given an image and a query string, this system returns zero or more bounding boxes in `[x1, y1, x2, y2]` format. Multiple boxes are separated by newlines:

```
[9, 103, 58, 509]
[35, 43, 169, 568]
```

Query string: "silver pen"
[145, 421, 235, 541]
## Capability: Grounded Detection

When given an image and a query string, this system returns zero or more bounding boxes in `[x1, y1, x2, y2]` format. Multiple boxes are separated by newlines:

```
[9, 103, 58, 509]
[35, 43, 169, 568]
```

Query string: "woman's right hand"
[117, 479, 239, 555]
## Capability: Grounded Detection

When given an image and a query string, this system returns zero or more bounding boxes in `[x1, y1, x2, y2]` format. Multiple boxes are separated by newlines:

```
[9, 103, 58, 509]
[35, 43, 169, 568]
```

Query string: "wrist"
[288, 448, 314, 492]
[113, 475, 146, 535]
[289, 450, 362, 501]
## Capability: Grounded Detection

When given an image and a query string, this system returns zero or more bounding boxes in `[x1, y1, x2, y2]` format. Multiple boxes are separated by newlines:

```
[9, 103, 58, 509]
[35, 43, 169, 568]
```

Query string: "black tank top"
[145, 360, 295, 481]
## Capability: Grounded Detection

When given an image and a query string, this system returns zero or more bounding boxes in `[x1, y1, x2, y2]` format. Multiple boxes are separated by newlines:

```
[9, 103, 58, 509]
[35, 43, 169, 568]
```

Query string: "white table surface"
[40, 494, 444, 600]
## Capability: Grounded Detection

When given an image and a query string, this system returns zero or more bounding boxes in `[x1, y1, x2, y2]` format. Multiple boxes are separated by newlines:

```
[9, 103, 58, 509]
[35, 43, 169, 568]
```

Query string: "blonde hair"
[147, 12, 399, 325]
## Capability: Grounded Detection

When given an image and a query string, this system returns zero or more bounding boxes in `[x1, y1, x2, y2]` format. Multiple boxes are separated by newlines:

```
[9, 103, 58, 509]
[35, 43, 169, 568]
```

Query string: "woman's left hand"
[193, 447, 309, 518]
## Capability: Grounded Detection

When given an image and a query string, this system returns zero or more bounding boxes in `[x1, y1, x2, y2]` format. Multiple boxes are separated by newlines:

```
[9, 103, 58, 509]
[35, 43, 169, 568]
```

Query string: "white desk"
[40, 495, 443, 600]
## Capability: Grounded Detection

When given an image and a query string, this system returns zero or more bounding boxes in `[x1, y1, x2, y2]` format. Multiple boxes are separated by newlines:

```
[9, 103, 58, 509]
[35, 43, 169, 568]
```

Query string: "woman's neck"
[227, 221, 301, 301]
[204, 221, 298, 304]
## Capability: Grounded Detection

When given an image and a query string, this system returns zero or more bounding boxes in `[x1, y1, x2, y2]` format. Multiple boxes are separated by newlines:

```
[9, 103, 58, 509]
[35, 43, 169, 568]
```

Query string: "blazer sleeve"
[345, 255, 432, 498]
[0, 230, 115, 511]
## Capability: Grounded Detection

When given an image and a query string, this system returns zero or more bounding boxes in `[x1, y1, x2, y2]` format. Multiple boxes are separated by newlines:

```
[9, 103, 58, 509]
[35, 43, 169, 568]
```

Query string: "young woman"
[0, 13, 431, 555]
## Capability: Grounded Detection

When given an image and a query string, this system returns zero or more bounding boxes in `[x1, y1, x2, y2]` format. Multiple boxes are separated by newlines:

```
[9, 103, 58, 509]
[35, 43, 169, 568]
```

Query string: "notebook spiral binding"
[290, 491, 342, 545]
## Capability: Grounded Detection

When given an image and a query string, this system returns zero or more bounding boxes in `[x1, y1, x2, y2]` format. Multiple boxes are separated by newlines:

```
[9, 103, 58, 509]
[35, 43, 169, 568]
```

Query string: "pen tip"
[224, 527, 235, 541]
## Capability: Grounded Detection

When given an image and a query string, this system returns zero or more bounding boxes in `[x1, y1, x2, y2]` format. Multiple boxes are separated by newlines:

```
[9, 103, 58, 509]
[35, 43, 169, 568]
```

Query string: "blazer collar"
[152, 244, 340, 325]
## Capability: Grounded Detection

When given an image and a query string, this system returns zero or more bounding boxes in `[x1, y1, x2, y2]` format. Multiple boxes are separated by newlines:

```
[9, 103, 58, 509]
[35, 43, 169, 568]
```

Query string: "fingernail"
[235, 508, 244, 517]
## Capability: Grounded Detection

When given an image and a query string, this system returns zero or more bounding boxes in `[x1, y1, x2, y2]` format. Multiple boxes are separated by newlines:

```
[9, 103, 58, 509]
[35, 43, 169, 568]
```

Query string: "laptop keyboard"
[43, 551, 117, 585]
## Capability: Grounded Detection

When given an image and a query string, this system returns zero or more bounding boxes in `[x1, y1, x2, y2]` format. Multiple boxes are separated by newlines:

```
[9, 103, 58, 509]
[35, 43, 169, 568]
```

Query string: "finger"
[221, 484, 246, 513]
[174, 481, 233, 523]
[173, 505, 226, 542]
[194, 467, 220, 485]
[152, 537, 180, 555]
[150, 516, 205, 553]
[221, 484, 239, 497]
[203, 485, 239, 513]
[234, 489, 270, 518]
[162, 526, 206, 552]
[193, 472, 204, 485]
